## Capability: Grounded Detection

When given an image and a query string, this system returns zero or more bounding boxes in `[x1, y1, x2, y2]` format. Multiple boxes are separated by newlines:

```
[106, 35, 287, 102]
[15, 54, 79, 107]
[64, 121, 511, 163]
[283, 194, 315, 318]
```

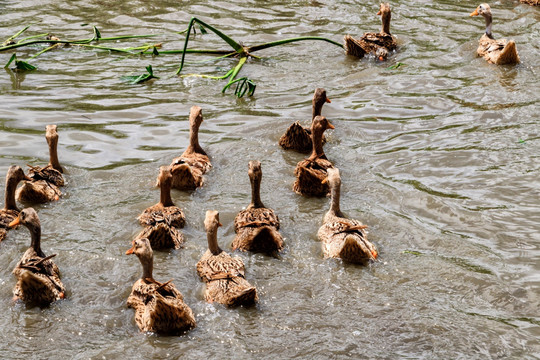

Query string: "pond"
[0, 0, 539, 358]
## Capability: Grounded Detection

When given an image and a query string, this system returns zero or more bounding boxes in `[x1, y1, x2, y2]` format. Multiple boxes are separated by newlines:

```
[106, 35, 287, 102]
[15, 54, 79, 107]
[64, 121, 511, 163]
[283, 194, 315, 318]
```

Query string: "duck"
[196, 210, 258, 307]
[0, 166, 31, 242]
[520, 0, 538, 5]
[16, 124, 65, 203]
[293, 116, 335, 197]
[344, 3, 397, 60]
[167, 106, 212, 190]
[126, 237, 196, 334]
[278, 88, 331, 153]
[137, 166, 185, 250]
[470, 4, 520, 65]
[318, 168, 378, 264]
[9, 207, 65, 306]
[232, 161, 284, 255]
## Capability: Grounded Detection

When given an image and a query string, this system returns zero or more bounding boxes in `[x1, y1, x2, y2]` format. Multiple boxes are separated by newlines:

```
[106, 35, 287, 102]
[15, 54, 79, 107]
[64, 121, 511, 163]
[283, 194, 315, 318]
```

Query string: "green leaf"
[198, 24, 208, 35]
[4, 53, 36, 71]
[4, 53, 17, 68]
[121, 65, 158, 84]
[152, 46, 159, 56]
[93, 26, 101, 41]
[386, 62, 406, 70]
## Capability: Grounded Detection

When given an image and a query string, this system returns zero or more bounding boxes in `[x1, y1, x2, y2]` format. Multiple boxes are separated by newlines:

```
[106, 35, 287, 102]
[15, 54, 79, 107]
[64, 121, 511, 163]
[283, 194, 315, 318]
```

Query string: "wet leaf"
[387, 62, 406, 70]
[4, 53, 36, 71]
[121, 64, 158, 84]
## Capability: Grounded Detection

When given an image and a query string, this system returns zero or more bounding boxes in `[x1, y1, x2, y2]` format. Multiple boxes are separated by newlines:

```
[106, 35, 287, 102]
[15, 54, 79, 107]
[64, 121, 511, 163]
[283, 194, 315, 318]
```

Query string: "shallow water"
[0, 0, 539, 358]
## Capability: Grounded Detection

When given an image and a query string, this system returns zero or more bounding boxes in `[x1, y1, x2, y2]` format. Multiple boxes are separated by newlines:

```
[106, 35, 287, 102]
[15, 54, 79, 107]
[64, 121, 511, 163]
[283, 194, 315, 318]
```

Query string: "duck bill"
[325, 98, 331, 103]
[321, 178, 328, 184]
[470, 9, 479, 16]
[377, 10, 381, 15]
[327, 123, 335, 130]
[8, 216, 21, 228]
[125, 246, 135, 255]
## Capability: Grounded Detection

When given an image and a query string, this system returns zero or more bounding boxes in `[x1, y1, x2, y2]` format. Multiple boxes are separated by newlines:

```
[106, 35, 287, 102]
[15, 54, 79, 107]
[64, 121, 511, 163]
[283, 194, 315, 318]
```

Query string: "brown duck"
[344, 3, 397, 60]
[318, 168, 378, 264]
[9, 208, 66, 306]
[126, 237, 196, 334]
[293, 116, 335, 197]
[167, 106, 212, 190]
[137, 166, 186, 250]
[17, 125, 64, 203]
[232, 161, 284, 255]
[196, 210, 258, 307]
[279, 88, 331, 153]
[470, 4, 520, 65]
[0, 166, 31, 242]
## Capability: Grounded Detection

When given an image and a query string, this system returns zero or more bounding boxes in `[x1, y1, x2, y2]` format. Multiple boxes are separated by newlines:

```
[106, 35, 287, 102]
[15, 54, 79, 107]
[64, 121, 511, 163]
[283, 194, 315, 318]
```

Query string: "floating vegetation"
[121, 65, 159, 84]
[387, 62, 406, 70]
[1, 19, 344, 97]
[4, 53, 36, 71]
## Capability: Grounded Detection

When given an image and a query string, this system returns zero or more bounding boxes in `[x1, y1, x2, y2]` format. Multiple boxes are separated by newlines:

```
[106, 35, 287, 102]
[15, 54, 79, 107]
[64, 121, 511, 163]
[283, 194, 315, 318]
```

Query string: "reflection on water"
[0, 0, 539, 358]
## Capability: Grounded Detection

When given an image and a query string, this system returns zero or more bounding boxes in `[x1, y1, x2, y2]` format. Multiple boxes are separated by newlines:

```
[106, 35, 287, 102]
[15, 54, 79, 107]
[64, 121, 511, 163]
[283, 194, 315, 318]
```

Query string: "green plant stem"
[182, 68, 235, 80]
[247, 36, 344, 52]
[3, 26, 30, 44]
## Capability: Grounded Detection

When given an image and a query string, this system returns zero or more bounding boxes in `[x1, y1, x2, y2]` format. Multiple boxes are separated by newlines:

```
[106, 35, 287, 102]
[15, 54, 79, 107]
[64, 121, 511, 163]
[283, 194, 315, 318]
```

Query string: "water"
[0, 0, 539, 358]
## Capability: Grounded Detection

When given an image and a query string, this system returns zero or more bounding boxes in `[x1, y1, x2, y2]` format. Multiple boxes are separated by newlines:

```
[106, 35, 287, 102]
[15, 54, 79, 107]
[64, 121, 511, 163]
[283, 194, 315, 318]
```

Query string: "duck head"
[470, 3, 493, 38]
[126, 237, 154, 279]
[312, 88, 331, 119]
[377, 3, 392, 35]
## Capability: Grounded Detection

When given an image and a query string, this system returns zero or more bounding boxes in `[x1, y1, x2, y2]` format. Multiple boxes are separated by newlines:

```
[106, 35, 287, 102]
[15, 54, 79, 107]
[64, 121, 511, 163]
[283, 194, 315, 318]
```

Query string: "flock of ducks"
[0, 1, 534, 335]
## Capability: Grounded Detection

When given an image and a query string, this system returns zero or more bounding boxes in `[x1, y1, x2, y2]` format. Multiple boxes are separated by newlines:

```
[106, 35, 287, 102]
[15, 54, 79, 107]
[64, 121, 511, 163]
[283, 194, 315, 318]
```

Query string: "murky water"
[0, 0, 539, 358]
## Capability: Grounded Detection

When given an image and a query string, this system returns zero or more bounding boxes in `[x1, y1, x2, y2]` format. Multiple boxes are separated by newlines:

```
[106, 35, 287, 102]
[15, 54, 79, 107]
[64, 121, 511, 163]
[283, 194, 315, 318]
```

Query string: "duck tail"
[344, 34, 367, 58]
[279, 122, 311, 152]
[339, 234, 377, 264]
[496, 40, 520, 65]
[228, 285, 258, 307]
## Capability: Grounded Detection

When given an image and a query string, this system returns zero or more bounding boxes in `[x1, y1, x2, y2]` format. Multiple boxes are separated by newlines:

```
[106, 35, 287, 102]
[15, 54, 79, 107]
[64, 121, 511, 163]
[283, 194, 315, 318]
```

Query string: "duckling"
[0, 166, 31, 242]
[168, 106, 212, 190]
[126, 237, 196, 334]
[470, 4, 520, 65]
[293, 116, 335, 197]
[232, 161, 284, 255]
[9, 208, 65, 306]
[344, 3, 397, 60]
[318, 169, 378, 264]
[196, 210, 258, 307]
[137, 166, 185, 250]
[16, 125, 64, 203]
[279, 88, 331, 153]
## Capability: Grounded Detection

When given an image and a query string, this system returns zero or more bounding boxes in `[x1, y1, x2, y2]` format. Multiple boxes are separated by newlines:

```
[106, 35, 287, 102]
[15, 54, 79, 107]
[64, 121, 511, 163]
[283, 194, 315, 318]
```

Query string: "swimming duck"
[16, 125, 64, 203]
[279, 88, 331, 153]
[318, 168, 378, 264]
[520, 0, 538, 5]
[196, 210, 258, 307]
[232, 161, 284, 255]
[168, 106, 212, 190]
[470, 4, 520, 65]
[137, 166, 185, 250]
[126, 237, 196, 334]
[9, 208, 65, 305]
[293, 116, 335, 197]
[344, 3, 397, 60]
[0, 166, 31, 242]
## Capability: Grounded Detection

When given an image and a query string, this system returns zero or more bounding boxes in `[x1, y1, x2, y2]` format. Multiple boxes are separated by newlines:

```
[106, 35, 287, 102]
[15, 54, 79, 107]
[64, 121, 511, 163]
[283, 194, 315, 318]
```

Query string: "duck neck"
[186, 123, 206, 155]
[29, 224, 43, 256]
[207, 227, 221, 255]
[4, 174, 19, 211]
[312, 101, 324, 120]
[329, 181, 342, 217]
[308, 128, 326, 161]
[484, 14, 493, 38]
[249, 176, 264, 208]
[140, 254, 153, 280]
[48, 137, 63, 173]
[381, 11, 391, 34]
[159, 180, 174, 207]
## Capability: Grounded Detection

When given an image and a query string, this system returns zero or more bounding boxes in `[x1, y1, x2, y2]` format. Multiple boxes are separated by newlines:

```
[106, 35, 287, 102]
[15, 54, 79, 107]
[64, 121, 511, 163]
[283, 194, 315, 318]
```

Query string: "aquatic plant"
[1, 20, 344, 97]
